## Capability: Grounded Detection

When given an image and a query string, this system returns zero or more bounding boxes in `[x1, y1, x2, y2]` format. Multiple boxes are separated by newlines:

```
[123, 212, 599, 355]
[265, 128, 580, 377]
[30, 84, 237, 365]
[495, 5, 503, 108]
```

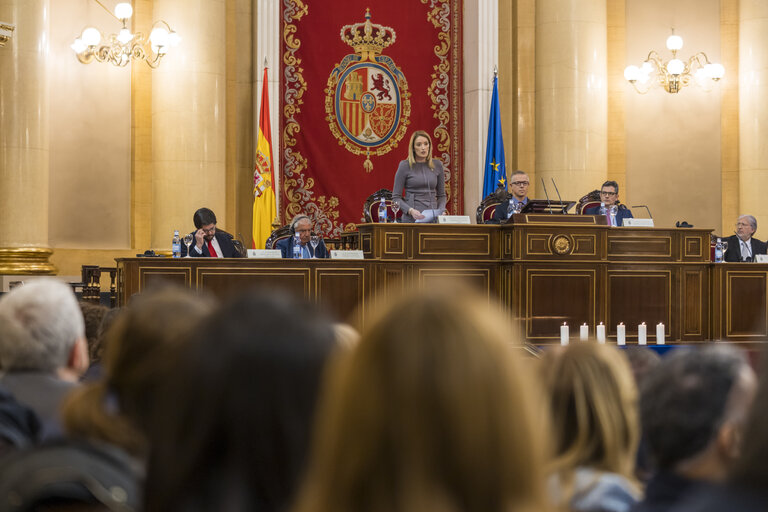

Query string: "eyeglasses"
[511, 181, 529, 186]
[600, 190, 618, 196]
[736, 223, 752, 228]
[201, 226, 216, 234]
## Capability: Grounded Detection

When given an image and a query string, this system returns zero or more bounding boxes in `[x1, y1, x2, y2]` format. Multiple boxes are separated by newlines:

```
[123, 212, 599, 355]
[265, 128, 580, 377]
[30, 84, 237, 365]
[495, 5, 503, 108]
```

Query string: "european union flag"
[482, 75, 506, 199]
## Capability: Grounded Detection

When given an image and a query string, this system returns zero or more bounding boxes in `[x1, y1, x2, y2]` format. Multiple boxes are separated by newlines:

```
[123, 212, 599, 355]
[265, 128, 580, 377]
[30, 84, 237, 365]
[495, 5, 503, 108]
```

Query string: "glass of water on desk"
[391, 201, 400, 223]
[310, 234, 320, 258]
[183, 233, 194, 257]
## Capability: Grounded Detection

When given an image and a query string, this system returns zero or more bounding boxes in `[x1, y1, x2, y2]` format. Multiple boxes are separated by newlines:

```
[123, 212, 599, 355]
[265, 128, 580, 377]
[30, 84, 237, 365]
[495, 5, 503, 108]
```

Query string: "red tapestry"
[280, 0, 463, 237]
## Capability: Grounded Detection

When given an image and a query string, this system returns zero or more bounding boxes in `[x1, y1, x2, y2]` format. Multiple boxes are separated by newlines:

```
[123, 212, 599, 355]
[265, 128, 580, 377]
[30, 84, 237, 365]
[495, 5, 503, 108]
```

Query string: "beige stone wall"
[624, 0, 722, 229]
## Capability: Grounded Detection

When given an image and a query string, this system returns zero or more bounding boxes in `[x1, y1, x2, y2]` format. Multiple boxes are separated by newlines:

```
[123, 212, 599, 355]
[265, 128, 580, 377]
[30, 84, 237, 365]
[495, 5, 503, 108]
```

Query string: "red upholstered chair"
[576, 190, 602, 214]
[476, 192, 504, 224]
[363, 189, 402, 223]
[265, 225, 292, 249]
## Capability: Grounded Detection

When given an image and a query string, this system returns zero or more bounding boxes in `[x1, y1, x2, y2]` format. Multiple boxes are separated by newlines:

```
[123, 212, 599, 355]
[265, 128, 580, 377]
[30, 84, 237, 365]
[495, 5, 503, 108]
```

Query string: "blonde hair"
[542, 343, 639, 486]
[407, 130, 435, 169]
[293, 284, 548, 512]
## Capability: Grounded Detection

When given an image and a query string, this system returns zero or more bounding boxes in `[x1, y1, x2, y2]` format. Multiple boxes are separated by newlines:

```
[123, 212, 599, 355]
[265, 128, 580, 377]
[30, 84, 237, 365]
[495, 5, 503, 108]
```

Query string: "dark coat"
[182, 231, 243, 258]
[275, 236, 329, 259]
[723, 234, 766, 262]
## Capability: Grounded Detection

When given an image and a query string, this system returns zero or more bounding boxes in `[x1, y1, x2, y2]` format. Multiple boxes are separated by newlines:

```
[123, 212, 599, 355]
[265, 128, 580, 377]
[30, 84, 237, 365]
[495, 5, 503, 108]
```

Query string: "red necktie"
[207, 240, 218, 258]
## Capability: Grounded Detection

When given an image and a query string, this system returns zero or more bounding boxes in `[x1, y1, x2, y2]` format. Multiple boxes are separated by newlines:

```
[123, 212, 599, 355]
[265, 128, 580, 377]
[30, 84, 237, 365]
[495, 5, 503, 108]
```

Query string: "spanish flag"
[252, 65, 277, 249]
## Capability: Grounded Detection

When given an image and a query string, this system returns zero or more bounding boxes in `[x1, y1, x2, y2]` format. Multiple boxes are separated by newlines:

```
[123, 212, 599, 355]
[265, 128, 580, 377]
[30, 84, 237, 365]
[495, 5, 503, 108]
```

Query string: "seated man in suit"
[492, 170, 530, 223]
[183, 207, 243, 258]
[584, 180, 633, 226]
[724, 215, 766, 262]
[276, 215, 329, 259]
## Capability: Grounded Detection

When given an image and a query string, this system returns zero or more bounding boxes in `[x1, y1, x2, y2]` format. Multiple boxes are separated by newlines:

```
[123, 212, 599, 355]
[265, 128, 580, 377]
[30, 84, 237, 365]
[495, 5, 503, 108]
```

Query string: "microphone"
[551, 178, 566, 214]
[632, 205, 652, 219]
[540, 178, 552, 214]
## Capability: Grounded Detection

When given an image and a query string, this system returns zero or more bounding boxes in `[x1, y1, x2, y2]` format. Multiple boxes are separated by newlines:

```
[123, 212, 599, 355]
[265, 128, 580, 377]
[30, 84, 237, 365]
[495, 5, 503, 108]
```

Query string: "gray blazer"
[392, 159, 447, 222]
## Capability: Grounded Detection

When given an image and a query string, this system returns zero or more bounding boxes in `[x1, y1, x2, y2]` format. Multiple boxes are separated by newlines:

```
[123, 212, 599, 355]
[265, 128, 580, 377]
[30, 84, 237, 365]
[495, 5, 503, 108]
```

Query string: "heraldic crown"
[340, 9, 396, 60]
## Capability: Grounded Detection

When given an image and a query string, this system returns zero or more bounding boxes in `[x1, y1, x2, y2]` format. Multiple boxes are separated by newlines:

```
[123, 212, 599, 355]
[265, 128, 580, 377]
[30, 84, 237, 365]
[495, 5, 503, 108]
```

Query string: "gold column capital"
[0, 247, 57, 275]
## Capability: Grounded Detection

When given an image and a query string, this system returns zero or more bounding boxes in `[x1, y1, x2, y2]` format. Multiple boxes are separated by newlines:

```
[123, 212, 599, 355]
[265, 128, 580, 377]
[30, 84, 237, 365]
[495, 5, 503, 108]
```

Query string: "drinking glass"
[310, 234, 320, 258]
[391, 201, 400, 223]
[183, 233, 194, 257]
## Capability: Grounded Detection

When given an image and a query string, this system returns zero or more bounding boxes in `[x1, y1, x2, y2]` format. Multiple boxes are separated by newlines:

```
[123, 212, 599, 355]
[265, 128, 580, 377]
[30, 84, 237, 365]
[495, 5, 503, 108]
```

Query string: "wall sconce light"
[0, 21, 15, 47]
[624, 30, 724, 94]
[71, 1, 179, 68]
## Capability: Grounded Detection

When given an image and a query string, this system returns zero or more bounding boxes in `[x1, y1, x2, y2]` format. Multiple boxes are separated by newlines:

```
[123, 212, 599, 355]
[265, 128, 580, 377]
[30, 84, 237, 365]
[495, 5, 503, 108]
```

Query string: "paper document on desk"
[415, 209, 441, 223]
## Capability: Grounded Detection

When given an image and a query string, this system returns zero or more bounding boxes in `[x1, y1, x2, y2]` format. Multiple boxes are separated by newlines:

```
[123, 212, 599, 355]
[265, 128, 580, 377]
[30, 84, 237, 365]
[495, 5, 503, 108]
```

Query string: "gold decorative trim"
[0, 248, 56, 275]
[550, 234, 573, 255]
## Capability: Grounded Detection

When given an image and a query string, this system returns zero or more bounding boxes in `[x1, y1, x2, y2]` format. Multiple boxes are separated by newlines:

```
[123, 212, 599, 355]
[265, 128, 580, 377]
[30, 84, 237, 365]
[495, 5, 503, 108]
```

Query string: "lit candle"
[580, 323, 589, 341]
[596, 322, 606, 343]
[656, 322, 665, 344]
[638, 322, 647, 345]
[560, 323, 569, 345]
[617, 323, 626, 346]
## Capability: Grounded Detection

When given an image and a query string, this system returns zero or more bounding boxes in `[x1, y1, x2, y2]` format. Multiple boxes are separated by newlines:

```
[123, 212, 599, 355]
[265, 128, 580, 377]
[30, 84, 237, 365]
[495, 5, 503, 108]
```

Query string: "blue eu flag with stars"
[482, 75, 506, 199]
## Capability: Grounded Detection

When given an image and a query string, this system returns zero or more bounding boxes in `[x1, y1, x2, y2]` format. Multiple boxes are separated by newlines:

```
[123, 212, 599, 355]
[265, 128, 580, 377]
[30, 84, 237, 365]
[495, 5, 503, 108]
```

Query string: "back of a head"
[641, 346, 747, 472]
[730, 350, 768, 490]
[295, 285, 547, 512]
[0, 279, 84, 372]
[542, 343, 639, 478]
[63, 286, 213, 456]
[145, 290, 336, 512]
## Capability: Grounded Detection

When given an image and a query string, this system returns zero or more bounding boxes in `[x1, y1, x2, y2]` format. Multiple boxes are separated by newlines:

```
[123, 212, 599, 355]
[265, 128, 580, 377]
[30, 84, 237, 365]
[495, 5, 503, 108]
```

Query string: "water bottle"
[598, 202, 607, 216]
[378, 198, 387, 223]
[172, 230, 181, 258]
[609, 206, 618, 227]
[292, 233, 302, 259]
[714, 238, 723, 263]
[507, 198, 514, 218]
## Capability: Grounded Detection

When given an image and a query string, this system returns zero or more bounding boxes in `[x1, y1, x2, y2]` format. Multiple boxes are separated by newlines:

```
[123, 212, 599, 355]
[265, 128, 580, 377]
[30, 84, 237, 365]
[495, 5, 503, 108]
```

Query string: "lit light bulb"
[666, 58, 684, 75]
[117, 28, 133, 44]
[167, 31, 181, 46]
[641, 61, 654, 75]
[666, 34, 683, 51]
[150, 27, 169, 47]
[114, 3, 133, 20]
[708, 63, 725, 79]
[624, 65, 640, 81]
[71, 38, 87, 54]
[81, 27, 101, 47]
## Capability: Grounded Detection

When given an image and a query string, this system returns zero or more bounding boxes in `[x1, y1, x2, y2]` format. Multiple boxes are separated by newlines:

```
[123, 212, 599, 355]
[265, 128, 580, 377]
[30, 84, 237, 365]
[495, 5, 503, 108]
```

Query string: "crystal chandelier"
[624, 30, 724, 94]
[71, 1, 179, 68]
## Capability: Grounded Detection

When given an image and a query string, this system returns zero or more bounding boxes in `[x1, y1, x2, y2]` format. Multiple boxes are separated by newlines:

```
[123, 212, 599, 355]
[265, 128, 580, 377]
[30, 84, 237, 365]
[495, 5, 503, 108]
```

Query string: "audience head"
[294, 284, 547, 512]
[63, 286, 212, 456]
[0, 279, 87, 377]
[509, 170, 530, 200]
[542, 343, 639, 479]
[407, 129, 435, 169]
[600, 180, 620, 206]
[641, 346, 756, 481]
[145, 290, 337, 512]
[736, 215, 757, 240]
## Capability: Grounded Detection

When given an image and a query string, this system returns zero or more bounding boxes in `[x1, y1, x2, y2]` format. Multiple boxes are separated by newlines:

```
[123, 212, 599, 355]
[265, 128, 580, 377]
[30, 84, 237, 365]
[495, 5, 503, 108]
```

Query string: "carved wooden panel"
[524, 268, 596, 340]
[608, 235, 673, 260]
[417, 267, 493, 297]
[140, 266, 191, 290]
[417, 233, 491, 257]
[726, 272, 768, 338]
[681, 268, 706, 339]
[315, 267, 366, 323]
[384, 232, 406, 256]
[198, 266, 309, 300]
[607, 270, 671, 339]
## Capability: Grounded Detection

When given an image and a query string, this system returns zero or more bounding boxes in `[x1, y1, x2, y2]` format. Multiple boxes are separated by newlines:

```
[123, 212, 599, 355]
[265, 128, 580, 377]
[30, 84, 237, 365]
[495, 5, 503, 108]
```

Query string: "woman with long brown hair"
[392, 130, 447, 222]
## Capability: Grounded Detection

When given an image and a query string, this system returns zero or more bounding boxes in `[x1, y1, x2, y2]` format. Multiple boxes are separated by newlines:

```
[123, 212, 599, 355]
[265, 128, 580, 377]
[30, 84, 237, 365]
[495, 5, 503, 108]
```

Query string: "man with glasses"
[724, 215, 766, 262]
[183, 207, 243, 258]
[492, 170, 531, 223]
[584, 180, 633, 226]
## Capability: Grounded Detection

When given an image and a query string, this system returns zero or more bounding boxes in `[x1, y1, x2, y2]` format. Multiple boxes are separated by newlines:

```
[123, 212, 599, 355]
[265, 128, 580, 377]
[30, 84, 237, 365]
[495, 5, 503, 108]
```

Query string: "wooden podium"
[116, 218, 721, 344]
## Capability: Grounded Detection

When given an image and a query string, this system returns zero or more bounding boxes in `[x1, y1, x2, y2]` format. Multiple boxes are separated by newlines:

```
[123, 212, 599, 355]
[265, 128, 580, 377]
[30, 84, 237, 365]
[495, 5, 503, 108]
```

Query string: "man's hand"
[195, 229, 205, 249]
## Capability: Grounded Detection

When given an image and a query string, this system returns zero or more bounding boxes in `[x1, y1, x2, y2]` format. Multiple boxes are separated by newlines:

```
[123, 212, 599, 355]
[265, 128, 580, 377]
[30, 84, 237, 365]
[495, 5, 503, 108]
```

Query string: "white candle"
[616, 323, 626, 346]
[596, 322, 606, 344]
[638, 322, 647, 345]
[656, 323, 665, 344]
[580, 323, 589, 341]
[560, 323, 569, 345]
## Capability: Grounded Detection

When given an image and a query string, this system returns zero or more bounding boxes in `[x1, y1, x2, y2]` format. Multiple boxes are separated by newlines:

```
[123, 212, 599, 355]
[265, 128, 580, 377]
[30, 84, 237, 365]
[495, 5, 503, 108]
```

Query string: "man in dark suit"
[491, 170, 530, 223]
[584, 180, 633, 226]
[276, 214, 329, 258]
[724, 215, 766, 262]
[182, 207, 243, 258]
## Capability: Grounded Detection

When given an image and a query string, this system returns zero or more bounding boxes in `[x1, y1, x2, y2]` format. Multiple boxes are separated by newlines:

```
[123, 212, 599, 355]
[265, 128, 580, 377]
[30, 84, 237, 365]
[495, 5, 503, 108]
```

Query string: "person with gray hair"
[0, 279, 89, 440]
[724, 214, 766, 262]
[276, 214, 328, 258]
[631, 346, 757, 512]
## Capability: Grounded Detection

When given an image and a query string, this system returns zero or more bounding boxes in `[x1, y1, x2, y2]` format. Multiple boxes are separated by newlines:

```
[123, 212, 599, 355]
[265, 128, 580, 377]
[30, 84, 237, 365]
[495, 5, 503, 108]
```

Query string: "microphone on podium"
[540, 178, 552, 214]
[632, 205, 653, 219]
[551, 178, 566, 214]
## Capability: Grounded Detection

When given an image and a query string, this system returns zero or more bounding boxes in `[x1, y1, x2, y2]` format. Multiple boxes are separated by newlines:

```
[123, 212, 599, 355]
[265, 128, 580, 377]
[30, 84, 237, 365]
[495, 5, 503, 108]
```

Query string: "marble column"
[739, 0, 768, 226]
[0, 0, 55, 274]
[151, 0, 226, 250]
[536, 0, 607, 197]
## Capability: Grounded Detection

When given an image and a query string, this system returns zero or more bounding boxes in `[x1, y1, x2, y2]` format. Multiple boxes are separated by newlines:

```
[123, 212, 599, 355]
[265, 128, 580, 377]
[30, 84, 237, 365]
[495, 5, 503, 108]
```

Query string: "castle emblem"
[325, 9, 411, 172]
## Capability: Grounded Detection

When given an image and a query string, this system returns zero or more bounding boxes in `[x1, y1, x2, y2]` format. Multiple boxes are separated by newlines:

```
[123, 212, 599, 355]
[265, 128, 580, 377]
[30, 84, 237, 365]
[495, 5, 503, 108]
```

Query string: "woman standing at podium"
[392, 130, 446, 223]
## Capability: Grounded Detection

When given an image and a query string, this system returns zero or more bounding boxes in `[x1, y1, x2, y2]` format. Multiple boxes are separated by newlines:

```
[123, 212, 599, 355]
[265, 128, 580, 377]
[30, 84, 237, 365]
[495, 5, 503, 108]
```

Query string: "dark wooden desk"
[116, 221, 759, 344]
